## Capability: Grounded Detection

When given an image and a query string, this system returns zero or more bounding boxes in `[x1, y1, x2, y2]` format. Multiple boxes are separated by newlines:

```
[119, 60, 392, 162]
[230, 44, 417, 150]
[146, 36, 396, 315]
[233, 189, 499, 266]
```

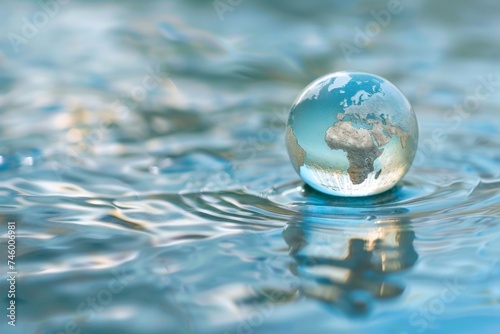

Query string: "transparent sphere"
[286, 71, 418, 197]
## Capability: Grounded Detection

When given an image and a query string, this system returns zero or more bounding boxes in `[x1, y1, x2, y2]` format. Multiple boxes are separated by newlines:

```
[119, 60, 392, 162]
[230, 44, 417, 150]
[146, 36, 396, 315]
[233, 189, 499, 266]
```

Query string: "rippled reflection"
[283, 214, 417, 315]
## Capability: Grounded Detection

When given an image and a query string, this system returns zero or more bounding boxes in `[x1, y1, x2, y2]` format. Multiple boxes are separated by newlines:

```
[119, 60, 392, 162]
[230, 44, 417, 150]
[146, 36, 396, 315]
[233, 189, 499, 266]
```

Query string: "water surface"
[0, 0, 499, 333]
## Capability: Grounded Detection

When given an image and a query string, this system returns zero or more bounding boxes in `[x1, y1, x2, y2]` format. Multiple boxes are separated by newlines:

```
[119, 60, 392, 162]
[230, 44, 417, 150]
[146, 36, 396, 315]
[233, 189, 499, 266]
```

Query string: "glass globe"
[286, 71, 418, 197]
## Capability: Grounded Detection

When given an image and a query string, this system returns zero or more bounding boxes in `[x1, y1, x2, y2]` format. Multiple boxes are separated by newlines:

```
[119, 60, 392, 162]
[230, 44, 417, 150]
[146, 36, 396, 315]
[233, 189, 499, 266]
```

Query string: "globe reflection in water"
[283, 215, 418, 315]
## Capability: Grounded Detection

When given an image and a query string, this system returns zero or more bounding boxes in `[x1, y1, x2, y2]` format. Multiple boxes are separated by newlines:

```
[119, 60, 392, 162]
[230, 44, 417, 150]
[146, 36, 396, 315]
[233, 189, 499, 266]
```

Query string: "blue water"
[0, 0, 499, 333]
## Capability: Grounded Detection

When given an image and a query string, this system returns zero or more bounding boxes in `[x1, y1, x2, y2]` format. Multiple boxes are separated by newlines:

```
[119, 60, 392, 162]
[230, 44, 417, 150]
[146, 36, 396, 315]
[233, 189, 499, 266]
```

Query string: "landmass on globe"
[325, 113, 408, 185]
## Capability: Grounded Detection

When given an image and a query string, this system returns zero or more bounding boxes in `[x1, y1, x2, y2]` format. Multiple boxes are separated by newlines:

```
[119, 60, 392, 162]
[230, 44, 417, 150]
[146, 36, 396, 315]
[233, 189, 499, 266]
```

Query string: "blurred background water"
[0, 0, 499, 333]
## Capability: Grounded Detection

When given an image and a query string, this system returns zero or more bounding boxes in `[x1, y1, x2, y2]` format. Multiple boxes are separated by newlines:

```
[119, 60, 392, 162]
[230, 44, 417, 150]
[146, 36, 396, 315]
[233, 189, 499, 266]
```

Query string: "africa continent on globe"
[286, 71, 418, 197]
